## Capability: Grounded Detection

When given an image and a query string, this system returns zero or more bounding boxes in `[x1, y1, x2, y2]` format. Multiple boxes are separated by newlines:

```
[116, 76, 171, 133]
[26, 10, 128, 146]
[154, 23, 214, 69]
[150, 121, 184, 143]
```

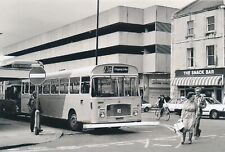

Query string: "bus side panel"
[62, 94, 92, 123]
[21, 94, 31, 114]
[39, 95, 66, 119]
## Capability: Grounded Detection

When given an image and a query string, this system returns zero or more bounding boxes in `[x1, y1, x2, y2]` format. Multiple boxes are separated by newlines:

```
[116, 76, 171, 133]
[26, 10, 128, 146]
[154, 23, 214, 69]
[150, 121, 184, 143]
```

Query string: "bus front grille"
[107, 104, 131, 117]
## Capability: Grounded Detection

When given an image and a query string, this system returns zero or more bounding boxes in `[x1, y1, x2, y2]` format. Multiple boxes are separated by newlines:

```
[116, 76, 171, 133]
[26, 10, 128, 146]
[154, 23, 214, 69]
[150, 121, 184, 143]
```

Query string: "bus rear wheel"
[68, 111, 81, 131]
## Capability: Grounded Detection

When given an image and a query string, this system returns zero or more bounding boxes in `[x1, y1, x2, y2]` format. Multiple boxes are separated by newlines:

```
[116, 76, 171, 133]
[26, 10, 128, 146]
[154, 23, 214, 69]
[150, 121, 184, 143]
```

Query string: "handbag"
[174, 119, 184, 132]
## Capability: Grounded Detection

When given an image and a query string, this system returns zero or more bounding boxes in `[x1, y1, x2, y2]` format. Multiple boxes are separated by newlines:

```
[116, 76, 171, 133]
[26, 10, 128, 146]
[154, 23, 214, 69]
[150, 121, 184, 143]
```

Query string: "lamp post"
[95, 0, 99, 65]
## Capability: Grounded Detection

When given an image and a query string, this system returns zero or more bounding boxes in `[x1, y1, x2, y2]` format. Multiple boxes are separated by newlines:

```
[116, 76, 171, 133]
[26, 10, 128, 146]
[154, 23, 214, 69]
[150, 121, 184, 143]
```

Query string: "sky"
[0, 0, 195, 52]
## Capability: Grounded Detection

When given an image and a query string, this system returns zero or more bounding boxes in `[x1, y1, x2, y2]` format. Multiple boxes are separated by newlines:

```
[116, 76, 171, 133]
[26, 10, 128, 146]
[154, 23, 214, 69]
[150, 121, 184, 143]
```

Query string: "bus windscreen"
[91, 77, 138, 97]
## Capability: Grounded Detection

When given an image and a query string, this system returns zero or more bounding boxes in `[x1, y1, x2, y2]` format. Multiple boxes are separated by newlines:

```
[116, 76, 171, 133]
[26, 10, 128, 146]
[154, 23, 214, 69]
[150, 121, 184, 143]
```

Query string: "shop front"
[171, 68, 225, 102]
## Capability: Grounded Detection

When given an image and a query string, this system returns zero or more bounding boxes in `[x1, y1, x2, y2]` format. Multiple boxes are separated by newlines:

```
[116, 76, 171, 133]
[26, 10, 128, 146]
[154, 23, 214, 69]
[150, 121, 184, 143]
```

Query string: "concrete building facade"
[2, 5, 177, 104]
[171, 0, 225, 102]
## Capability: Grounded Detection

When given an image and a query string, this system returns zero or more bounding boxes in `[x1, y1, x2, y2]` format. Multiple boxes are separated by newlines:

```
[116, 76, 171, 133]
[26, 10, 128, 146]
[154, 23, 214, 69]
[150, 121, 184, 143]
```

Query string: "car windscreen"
[205, 98, 220, 104]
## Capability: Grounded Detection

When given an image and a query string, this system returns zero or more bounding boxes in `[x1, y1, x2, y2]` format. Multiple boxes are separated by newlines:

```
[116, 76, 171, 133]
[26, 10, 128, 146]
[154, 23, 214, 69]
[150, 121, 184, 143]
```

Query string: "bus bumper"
[83, 121, 160, 129]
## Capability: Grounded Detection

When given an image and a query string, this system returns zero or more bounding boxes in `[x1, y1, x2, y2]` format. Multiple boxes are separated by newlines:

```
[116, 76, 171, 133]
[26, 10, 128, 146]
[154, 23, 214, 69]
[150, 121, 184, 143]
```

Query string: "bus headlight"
[133, 110, 138, 116]
[99, 109, 106, 118]
[99, 112, 105, 118]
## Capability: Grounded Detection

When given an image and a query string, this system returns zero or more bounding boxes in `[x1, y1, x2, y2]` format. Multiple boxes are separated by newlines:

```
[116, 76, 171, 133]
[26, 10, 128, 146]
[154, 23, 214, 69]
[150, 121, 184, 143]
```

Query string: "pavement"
[0, 116, 63, 150]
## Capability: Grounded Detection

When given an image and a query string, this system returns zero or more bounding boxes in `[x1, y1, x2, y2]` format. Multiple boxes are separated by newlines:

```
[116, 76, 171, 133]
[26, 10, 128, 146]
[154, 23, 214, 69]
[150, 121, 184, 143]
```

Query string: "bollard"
[34, 109, 40, 135]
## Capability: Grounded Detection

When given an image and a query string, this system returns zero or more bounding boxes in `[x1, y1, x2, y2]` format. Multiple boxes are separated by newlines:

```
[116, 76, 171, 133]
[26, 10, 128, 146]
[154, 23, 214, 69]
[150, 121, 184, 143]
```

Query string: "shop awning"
[171, 75, 223, 86]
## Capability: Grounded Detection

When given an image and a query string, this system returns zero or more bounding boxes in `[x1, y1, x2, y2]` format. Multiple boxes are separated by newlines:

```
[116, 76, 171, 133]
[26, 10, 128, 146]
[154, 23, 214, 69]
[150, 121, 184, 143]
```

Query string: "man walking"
[194, 87, 206, 139]
[28, 91, 42, 133]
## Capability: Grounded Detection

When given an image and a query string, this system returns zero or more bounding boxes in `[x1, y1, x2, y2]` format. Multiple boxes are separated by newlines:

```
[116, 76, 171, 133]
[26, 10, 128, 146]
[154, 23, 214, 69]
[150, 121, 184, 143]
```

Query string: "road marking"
[57, 146, 82, 150]
[201, 135, 217, 138]
[153, 144, 172, 147]
[138, 130, 153, 133]
[144, 138, 149, 148]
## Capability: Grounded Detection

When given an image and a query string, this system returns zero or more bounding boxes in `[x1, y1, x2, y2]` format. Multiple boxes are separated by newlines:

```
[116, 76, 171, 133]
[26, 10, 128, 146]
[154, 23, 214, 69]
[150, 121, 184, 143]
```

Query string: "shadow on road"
[85, 128, 136, 135]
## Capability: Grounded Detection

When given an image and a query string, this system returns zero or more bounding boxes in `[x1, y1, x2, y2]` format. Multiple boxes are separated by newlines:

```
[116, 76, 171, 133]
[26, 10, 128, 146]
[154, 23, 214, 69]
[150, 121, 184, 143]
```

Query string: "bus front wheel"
[68, 111, 81, 131]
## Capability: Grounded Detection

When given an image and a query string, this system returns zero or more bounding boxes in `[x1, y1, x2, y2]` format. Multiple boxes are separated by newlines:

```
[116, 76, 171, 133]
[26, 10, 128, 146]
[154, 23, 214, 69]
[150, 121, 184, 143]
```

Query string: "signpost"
[29, 66, 46, 85]
[29, 66, 46, 135]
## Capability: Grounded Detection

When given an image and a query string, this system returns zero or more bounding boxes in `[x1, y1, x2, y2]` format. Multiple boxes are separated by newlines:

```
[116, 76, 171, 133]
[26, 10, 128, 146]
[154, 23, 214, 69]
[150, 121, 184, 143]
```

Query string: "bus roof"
[45, 63, 138, 79]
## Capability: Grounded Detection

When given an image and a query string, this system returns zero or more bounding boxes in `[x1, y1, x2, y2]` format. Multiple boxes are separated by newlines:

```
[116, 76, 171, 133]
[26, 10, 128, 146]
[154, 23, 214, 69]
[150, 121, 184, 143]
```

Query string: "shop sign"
[176, 68, 225, 77]
[183, 69, 214, 76]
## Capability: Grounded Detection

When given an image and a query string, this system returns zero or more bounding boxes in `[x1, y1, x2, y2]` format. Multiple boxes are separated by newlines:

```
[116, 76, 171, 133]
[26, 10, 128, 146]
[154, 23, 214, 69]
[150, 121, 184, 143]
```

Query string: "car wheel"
[144, 107, 150, 112]
[210, 110, 219, 119]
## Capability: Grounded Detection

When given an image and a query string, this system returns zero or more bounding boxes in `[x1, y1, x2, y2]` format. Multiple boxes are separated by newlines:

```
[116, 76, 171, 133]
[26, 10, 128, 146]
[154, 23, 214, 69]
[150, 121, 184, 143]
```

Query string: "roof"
[174, 0, 224, 19]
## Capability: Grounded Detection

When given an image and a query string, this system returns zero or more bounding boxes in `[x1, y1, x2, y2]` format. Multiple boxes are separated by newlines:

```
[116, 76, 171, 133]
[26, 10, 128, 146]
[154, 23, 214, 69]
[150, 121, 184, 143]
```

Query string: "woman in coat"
[180, 92, 198, 144]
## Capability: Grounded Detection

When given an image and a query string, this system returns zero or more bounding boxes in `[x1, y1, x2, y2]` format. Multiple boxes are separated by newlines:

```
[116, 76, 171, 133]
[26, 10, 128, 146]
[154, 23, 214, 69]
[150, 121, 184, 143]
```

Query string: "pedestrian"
[194, 87, 206, 139]
[27, 91, 43, 133]
[157, 95, 166, 117]
[180, 92, 198, 144]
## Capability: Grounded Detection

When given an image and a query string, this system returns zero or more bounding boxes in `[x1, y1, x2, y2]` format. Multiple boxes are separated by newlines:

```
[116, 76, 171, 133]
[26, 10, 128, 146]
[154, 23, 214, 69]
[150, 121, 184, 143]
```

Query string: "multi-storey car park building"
[171, 0, 225, 102]
[1, 5, 177, 104]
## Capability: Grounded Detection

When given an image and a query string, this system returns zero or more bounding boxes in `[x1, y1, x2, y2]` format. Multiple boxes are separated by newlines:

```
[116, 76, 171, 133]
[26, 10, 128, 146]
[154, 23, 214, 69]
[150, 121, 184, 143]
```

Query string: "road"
[4, 112, 225, 152]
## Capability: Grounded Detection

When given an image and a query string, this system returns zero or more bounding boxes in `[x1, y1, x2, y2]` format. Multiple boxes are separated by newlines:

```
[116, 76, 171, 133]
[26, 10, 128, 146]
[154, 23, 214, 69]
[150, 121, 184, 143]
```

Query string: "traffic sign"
[29, 66, 46, 85]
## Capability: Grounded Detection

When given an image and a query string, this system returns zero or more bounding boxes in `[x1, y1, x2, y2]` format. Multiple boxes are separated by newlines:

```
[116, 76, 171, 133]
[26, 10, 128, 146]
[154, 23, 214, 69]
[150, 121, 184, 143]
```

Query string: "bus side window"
[51, 79, 59, 94]
[30, 83, 35, 94]
[60, 78, 69, 94]
[38, 85, 42, 94]
[24, 82, 29, 94]
[81, 77, 90, 94]
[21, 82, 24, 94]
[70, 77, 80, 94]
[43, 80, 50, 94]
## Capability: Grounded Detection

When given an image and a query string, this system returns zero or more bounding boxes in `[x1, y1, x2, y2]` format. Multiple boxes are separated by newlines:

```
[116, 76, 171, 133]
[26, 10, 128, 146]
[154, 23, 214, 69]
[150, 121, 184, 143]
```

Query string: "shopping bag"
[174, 119, 184, 132]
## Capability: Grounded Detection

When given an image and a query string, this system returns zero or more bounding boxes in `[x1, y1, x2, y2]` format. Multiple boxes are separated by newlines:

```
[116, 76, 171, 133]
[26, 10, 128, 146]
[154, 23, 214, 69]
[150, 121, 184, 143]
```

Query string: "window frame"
[207, 16, 215, 32]
[206, 45, 216, 66]
[187, 48, 194, 67]
[187, 20, 194, 36]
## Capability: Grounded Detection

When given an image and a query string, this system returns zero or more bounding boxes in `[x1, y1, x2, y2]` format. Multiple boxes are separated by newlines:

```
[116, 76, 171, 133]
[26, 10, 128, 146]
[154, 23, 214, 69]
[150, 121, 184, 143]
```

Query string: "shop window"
[180, 90, 185, 97]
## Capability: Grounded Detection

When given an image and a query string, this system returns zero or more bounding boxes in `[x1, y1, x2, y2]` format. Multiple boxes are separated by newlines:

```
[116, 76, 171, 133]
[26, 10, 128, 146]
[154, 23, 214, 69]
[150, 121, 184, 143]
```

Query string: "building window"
[187, 48, 194, 67]
[207, 45, 215, 66]
[207, 16, 215, 32]
[187, 20, 194, 36]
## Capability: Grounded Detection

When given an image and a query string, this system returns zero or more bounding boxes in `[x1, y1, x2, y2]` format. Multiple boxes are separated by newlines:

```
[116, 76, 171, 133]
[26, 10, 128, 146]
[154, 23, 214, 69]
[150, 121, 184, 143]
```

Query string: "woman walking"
[180, 92, 198, 144]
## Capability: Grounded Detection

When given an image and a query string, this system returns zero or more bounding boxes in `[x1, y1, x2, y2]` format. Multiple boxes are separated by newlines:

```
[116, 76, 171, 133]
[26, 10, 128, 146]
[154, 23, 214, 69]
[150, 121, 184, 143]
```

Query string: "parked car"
[167, 97, 186, 114]
[168, 97, 225, 119]
[141, 100, 152, 112]
[203, 97, 225, 119]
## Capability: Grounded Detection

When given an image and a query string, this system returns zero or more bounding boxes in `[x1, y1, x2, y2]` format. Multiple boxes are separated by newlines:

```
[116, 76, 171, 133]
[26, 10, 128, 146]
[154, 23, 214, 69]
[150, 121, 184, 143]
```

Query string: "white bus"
[21, 63, 141, 130]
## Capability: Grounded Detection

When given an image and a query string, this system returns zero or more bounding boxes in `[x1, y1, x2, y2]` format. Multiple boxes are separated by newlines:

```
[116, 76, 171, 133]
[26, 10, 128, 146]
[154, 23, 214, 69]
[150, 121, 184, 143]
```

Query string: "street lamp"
[95, 0, 99, 65]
